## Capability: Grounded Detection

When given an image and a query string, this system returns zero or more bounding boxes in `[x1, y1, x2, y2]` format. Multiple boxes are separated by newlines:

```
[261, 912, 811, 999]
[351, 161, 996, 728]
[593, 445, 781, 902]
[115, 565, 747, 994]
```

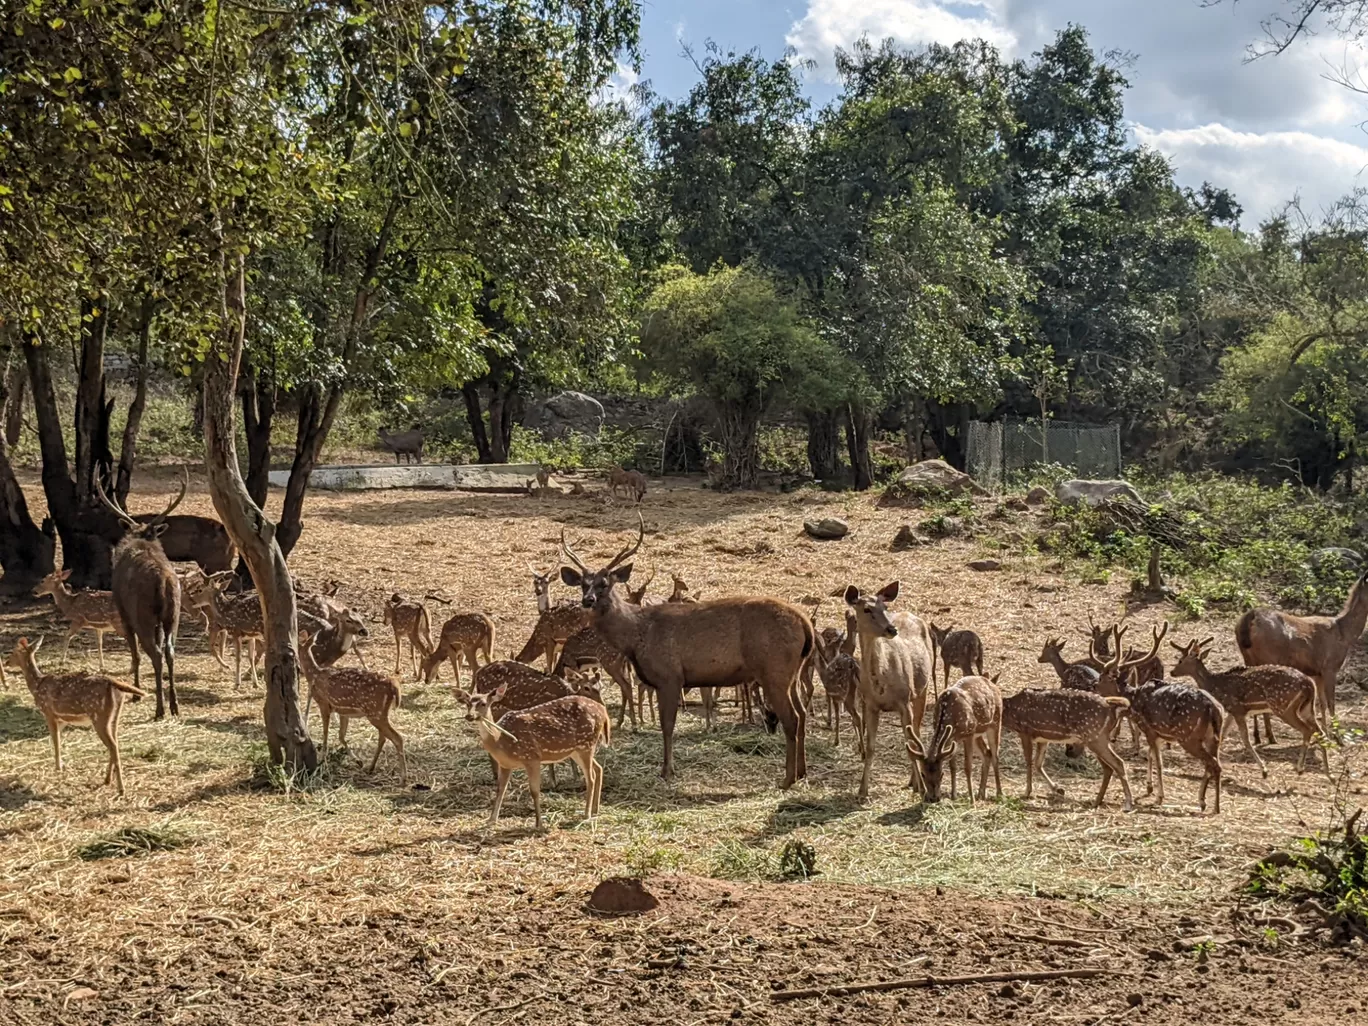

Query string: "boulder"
[803, 517, 849, 540]
[539, 390, 605, 439]
[1311, 547, 1363, 573]
[878, 459, 985, 508]
[1025, 486, 1051, 505]
[1055, 479, 1143, 508]
[1005, 497, 1030, 513]
[968, 559, 1002, 572]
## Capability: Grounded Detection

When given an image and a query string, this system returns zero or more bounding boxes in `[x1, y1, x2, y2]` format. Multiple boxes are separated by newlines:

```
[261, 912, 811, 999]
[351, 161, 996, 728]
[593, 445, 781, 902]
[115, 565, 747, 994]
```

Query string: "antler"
[93, 471, 137, 529]
[1121, 621, 1167, 674]
[559, 527, 590, 573]
[604, 513, 645, 573]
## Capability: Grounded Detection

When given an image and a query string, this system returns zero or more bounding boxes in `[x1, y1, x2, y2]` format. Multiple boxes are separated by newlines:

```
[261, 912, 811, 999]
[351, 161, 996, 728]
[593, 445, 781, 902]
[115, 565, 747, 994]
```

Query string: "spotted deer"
[905, 674, 1002, 804]
[383, 593, 433, 679]
[1170, 638, 1325, 777]
[1088, 623, 1170, 748]
[1038, 636, 1101, 691]
[300, 638, 405, 782]
[181, 571, 265, 690]
[5, 637, 144, 794]
[513, 603, 589, 672]
[33, 569, 126, 670]
[668, 574, 695, 603]
[472, 659, 606, 786]
[810, 615, 863, 753]
[1001, 688, 1134, 811]
[553, 626, 639, 729]
[928, 623, 985, 697]
[301, 607, 370, 669]
[607, 466, 646, 503]
[1117, 675, 1225, 813]
[421, 612, 496, 684]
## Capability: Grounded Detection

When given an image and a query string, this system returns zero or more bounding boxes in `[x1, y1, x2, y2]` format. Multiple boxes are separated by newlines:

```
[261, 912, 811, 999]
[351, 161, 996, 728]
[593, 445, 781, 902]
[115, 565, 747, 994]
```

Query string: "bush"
[507, 425, 651, 471]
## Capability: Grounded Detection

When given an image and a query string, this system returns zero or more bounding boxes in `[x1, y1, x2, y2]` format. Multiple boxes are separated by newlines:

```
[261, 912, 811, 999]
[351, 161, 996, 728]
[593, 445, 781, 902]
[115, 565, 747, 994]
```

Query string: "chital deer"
[1236, 570, 1368, 719]
[6, 637, 144, 794]
[513, 601, 589, 672]
[34, 569, 126, 669]
[94, 471, 184, 719]
[1001, 689, 1134, 811]
[421, 612, 495, 684]
[607, 466, 646, 503]
[1089, 623, 1170, 748]
[928, 623, 984, 697]
[1170, 638, 1325, 777]
[1088, 620, 1166, 686]
[810, 616, 863, 753]
[302, 607, 370, 669]
[553, 626, 639, 729]
[845, 582, 934, 799]
[456, 685, 610, 829]
[181, 570, 265, 690]
[383, 593, 433, 679]
[1038, 636, 1101, 691]
[560, 515, 812, 785]
[668, 574, 695, 603]
[300, 638, 405, 781]
[626, 570, 657, 605]
[905, 675, 1002, 804]
[1119, 677, 1225, 813]
[529, 564, 555, 613]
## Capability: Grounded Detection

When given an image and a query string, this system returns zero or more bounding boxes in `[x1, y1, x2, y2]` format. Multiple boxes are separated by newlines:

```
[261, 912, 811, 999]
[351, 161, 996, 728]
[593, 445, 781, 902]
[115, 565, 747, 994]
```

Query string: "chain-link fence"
[967, 419, 1122, 493]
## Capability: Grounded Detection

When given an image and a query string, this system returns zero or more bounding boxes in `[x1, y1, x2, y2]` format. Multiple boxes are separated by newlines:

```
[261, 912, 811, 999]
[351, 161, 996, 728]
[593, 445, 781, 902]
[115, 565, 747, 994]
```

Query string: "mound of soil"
[587, 876, 659, 915]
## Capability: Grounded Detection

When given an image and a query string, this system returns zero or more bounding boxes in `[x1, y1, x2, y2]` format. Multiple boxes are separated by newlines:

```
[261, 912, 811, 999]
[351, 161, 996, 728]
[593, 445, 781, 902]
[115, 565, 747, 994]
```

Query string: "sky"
[627, 0, 1368, 224]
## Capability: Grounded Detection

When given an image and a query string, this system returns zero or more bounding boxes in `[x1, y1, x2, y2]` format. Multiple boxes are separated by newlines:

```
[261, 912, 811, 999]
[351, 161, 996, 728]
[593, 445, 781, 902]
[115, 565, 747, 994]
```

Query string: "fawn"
[810, 619, 864, 754]
[300, 639, 406, 782]
[906, 674, 1003, 804]
[456, 684, 611, 829]
[1001, 688, 1134, 811]
[6, 637, 144, 795]
[421, 612, 496, 684]
[383, 593, 433, 679]
[928, 623, 985, 696]
[1170, 638, 1325, 777]
[34, 569, 126, 670]
[181, 570, 264, 689]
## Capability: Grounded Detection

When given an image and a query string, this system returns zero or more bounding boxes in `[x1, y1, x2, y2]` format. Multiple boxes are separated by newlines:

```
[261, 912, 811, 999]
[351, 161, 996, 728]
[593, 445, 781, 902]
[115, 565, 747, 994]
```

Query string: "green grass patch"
[76, 824, 195, 861]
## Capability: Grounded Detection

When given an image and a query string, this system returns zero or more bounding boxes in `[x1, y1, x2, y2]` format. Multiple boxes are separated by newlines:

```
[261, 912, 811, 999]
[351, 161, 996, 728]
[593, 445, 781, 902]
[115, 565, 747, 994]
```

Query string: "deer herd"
[8, 489, 1365, 831]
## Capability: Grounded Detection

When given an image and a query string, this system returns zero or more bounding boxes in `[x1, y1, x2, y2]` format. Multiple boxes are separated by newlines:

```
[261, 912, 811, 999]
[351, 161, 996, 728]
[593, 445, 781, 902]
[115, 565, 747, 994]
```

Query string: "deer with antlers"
[1001, 688, 1134, 810]
[1087, 622, 1171, 748]
[905, 674, 1002, 805]
[559, 516, 812, 785]
[33, 569, 126, 670]
[6, 637, 144, 794]
[94, 470, 185, 718]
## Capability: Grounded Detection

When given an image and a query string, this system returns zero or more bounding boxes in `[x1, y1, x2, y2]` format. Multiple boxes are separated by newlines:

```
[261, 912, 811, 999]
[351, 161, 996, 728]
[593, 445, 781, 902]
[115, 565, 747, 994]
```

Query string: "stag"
[559, 516, 812, 785]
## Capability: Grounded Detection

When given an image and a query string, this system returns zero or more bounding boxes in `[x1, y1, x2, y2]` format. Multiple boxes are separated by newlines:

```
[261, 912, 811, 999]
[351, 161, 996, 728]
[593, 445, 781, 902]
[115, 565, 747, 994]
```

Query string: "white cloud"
[1134, 123, 1368, 221]
[786, 0, 1016, 81]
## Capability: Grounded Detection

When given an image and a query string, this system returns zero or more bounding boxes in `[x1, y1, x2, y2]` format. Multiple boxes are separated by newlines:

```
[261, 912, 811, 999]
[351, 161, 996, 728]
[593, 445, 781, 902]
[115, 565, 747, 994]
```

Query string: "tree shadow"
[0, 776, 42, 811]
[758, 795, 865, 838]
[0, 696, 47, 741]
[184, 714, 260, 739]
[172, 686, 227, 707]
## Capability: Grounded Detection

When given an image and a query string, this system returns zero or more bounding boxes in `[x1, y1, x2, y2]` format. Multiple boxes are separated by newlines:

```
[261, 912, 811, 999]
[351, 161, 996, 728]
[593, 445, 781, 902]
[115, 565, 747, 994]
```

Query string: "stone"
[896, 459, 984, 495]
[539, 390, 605, 439]
[1005, 497, 1030, 512]
[968, 559, 1002, 571]
[1025, 486, 1051, 505]
[587, 877, 659, 916]
[890, 525, 928, 551]
[803, 517, 849, 540]
[1311, 547, 1363, 572]
[1055, 479, 1143, 507]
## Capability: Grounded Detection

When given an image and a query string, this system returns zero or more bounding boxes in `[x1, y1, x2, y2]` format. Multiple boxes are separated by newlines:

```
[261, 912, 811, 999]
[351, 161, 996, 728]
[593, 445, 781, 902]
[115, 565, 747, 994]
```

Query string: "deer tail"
[112, 679, 145, 700]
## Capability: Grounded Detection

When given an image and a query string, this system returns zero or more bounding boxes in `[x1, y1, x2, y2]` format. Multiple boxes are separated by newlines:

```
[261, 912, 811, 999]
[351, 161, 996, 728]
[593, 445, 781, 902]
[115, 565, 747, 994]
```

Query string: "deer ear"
[493, 684, 508, 700]
[843, 584, 860, 605]
[610, 563, 633, 584]
[560, 566, 583, 587]
[58, 569, 72, 580]
[877, 580, 900, 603]
[452, 688, 471, 704]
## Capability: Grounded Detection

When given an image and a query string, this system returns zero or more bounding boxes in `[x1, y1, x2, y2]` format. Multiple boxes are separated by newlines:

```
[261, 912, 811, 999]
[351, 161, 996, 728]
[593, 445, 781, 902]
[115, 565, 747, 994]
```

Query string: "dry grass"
[1, 470, 1366, 1020]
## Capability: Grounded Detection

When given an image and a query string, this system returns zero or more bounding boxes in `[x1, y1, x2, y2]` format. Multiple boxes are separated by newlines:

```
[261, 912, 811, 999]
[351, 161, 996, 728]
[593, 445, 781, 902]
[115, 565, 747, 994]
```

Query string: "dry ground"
[1, 470, 1366, 1023]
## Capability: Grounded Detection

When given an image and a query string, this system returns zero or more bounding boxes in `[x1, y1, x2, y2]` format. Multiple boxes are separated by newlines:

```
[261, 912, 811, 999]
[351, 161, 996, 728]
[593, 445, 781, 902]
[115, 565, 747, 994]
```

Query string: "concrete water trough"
[267, 463, 540, 493]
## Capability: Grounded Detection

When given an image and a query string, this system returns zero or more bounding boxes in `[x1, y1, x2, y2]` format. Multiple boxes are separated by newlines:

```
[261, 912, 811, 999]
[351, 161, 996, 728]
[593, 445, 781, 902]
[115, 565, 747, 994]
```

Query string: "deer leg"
[767, 684, 803, 789]
[246, 639, 260, 687]
[392, 634, 401, 676]
[234, 637, 243, 691]
[987, 725, 1002, 800]
[489, 765, 512, 828]
[572, 751, 596, 820]
[1087, 739, 1133, 811]
[1147, 737, 1163, 805]
[590, 754, 603, 818]
[859, 705, 881, 800]
[898, 706, 922, 793]
[1231, 713, 1267, 777]
[163, 628, 178, 718]
[912, 685, 928, 739]
[338, 716, 350, 747]
[1034, 741, 1065, 795]
[656, 681, 679, 781]
[527, 763, 545, 830]
[47, 716, 63, 773]
[831, 697, 840, 747]
[96, 629, 107, 672]
[94, 714, 122, 795]
[319, 705, 331, 758]
[848, 697, 865, 760]
[366, 719, 387, 773]
[794, 683, 807, 781]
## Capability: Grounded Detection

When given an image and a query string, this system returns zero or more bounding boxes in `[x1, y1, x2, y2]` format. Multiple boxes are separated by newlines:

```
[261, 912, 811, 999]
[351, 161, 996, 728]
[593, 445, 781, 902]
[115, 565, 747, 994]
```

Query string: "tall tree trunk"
[115, 293, 155, 507]
[805, 409, 842, 482]
[74, 295, 114, 504]
[203, 252, 316, 771]
[463, 382, 493, 463]
[486, 374, 520, 464]
[4, 356, 25, 448]
[844, 404, 873, 492]
[241, 365, 275, 509]
[719, 402, 761, 490]
[0, 344, 55, 593]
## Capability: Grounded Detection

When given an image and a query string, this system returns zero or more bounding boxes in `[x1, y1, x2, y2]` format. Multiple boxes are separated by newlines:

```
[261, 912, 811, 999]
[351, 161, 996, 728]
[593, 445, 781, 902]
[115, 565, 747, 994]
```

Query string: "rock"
[803, 517, 849, 540]
[1311, 547, 1363, 573]
[968, 559, 1002, 572]
[1025, 486, 1051, 505]
[1055, 479, 1143, 507]
[1005, 497, 1030, 512]
[918, 515, 965, 539]
[586, 877, 659, 916]
[539, 391, 605, 439]
[891, 525, 928, 551]
[878, 459, 986, 508]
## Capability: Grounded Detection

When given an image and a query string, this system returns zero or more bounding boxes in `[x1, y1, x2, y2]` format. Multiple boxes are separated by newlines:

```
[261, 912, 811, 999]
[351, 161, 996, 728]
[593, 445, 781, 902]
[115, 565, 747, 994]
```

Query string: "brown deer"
[131, 513, 235, 574]
[1038, 636, 1101, 691]
[844, 581, 934, 799]
[607, 466, 647, 503]
[5, 637, 144, 794]
[905, 675, 1002, 804]
[810, 617, 863, 753]
[383, 593, 433, 678]
[1089, 623, 1170, 748]
[1001, 689, 1134, 810]
[301, 606, 370, 669]
[1170, 638, 1325, 777]
[560, 516, 812, 785]
[378, 426, 423, 464]
[1236, 571, 1368, 720]
[928, 623, 985, 697]
[456, 686, 610, 830]
[513, 602, 589, 672]
[181, 570, 266, 689]
[300, 638, 405, 781]
[1118, 676, 1225, 813]
[421, 612, 496, 684]
[33, 569, 126, 669]
[553, 626, 639, 729]
[668, 574, 696, 602]
[470, 659, 604, 787]
[94, 471, 184, 719]
[1088, 620, 1166, 686]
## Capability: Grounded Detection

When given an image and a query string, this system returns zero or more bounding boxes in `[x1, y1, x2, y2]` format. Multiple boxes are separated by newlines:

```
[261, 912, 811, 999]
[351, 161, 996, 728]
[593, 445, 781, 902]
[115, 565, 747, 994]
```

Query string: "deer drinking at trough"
[560, 516, 812, 786]
[905, 674, 1003, 805]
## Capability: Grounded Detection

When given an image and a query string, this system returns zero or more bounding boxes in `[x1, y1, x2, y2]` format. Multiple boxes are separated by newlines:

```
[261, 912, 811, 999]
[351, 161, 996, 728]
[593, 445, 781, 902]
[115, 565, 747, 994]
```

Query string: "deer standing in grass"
[421, 612, 495, 684]
[95, 472, 184, 718]
[6, 637, 144, 795]
[1236, 571, 1368, 723]
[560, 516, 812, 785]
[1001, 688, 1134, 810]
[33, 569, 125, 670]
[845, 582, 934, 799]
[1170, 638, 1325, 777]
[929, 623, 984, 697]
[553, 626, 639, 729]
[905, 675, 1002, 804]
[300, 638, 406, 782]
[1088, 623, 1170, 748]
[809, 613, 863, 753]
[457, 685, 610, 829]
[383, 593, 433, 679]
[1108, 669, 1225, 814]
[180, 570, 266, 690]
[302, 607, 370, 669]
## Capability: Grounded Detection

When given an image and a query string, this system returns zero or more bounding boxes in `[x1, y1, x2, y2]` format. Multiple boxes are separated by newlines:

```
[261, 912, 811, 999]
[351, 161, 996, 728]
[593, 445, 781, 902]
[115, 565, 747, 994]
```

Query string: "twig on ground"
[770, 967, 1114, 1002]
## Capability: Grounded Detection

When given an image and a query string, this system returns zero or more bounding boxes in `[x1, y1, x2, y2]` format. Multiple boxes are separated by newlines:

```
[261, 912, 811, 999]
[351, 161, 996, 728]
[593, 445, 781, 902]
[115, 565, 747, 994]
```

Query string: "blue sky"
[625, 0, 1368, 223]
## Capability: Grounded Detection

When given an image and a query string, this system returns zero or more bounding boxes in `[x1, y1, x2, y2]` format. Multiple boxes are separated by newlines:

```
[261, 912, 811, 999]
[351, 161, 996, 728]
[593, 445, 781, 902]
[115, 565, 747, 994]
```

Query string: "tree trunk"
[844, 404, 873, 491]
[0, 347, 55, 593]
[115, 294, 155, 507]
[903, 400, 926, 464]
[74, 295, 114, 505]
[203, 252, 316, 771]
[805, 409, 842, 481]
[276, 388, 323, 559]
[4, 355, 25, 448]
[486, 374, 520, 464]
[463, 382, 493, 463]
[719, 402, 761, 490]
[241, 366, 275, 509]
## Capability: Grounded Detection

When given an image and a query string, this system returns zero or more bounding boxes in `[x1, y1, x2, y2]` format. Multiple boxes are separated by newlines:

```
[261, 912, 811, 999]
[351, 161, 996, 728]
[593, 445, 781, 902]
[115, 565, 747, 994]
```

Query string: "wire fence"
[967, 419, 1122, 493]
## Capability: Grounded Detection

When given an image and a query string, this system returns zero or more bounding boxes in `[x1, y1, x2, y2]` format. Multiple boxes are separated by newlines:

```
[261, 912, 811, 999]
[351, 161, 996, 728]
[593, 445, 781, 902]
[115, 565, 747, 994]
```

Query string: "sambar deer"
[131, 513, 235, 574]
[559, 516, 812, 785]
[378, 427, 423, 464]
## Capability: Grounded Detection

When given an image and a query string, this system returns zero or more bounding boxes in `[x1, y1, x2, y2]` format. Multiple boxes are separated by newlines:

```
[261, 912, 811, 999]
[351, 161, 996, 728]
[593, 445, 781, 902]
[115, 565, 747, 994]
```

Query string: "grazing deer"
[378, 426, 423, 464]
[94, 471, 184, 719]
[513, 602, 589, 672]
[383, 593, 433, 679]
[1170, 638, 1325, 777]
[456, 685, 610, 829]
[844, 581, 934, 799]
[1118, 676, 1225, 813]
[131, 513, 235, 574]
[300, 638, 405, 781]
[421, 612, 496, 684]
[928, 623, 985, 697]
[33, 569, 126, 670]
[1236, 571, 1368, 720]
[1001, 689, 1134, 810]
[5, 637, 143, 794]
[302, 607, 370, 669]
[905, 675, 1002, 804]
[181, 571, 265, 690]
[607, 466, 647, 503]
[560, 516, 812, 785]
[553, 626, 639, 729]
[810, 617, 863, 753]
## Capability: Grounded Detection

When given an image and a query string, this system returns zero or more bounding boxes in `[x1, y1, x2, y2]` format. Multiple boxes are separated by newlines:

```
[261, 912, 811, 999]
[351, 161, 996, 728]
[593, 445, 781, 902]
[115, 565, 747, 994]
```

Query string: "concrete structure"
[267, 463, 540, 493]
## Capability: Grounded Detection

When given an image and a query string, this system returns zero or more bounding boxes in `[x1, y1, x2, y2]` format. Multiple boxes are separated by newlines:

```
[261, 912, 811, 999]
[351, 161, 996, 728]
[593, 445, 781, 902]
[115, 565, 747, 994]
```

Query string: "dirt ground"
[1, 470, 1365, 1023]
